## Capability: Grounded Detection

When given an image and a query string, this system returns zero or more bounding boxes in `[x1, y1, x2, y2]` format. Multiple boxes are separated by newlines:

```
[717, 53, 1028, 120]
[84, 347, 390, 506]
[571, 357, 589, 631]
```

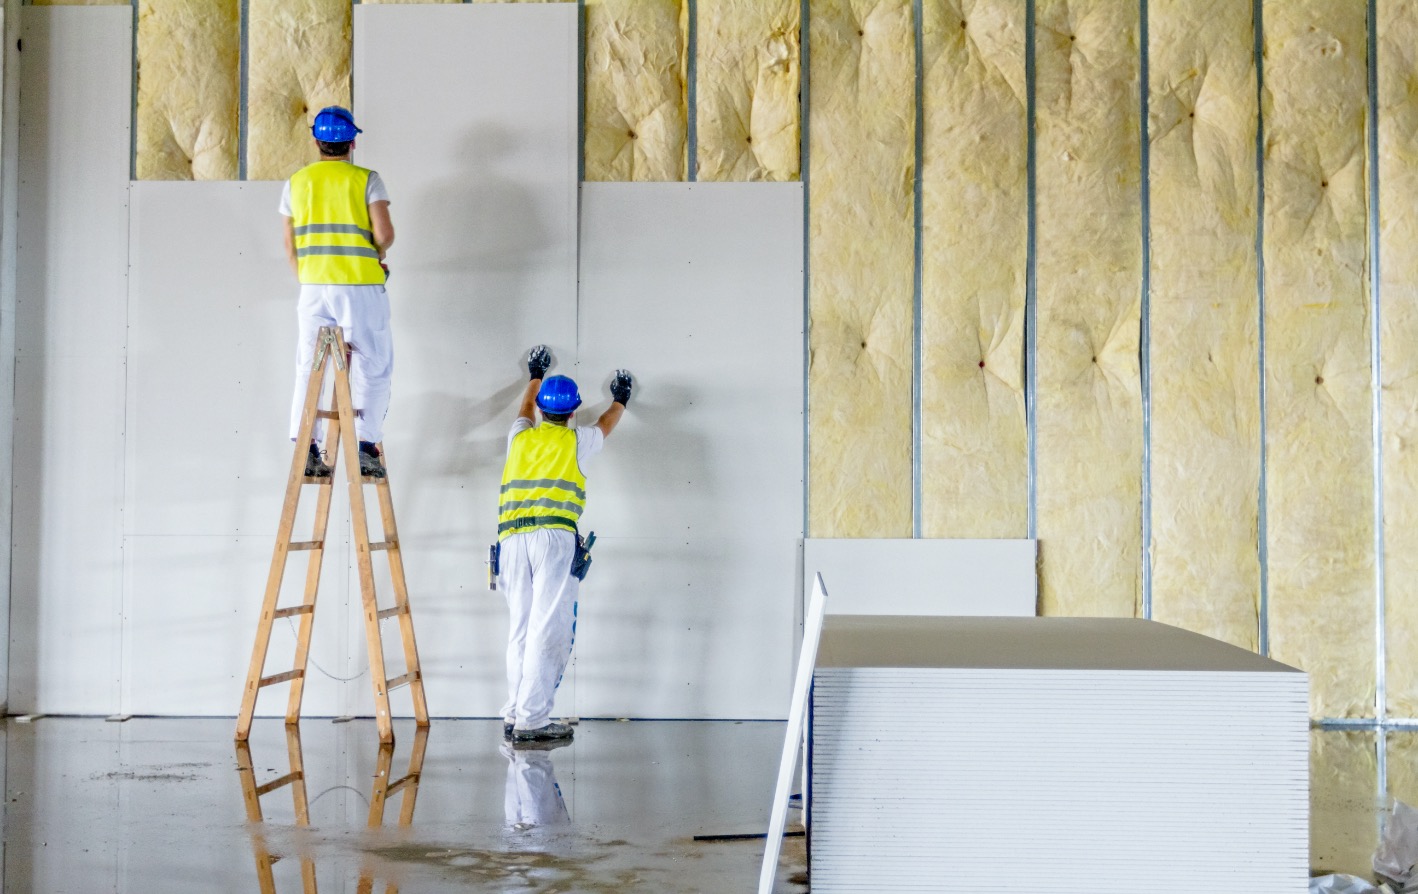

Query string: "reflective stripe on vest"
[498, 424, 585, 541]
[289, 161, 386, 285]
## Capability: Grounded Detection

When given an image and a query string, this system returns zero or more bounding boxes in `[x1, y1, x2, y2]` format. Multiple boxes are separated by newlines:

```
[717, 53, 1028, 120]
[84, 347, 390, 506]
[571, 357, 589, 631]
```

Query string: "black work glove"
[610, 370, 633, 406]
[527, 345, 552, 380]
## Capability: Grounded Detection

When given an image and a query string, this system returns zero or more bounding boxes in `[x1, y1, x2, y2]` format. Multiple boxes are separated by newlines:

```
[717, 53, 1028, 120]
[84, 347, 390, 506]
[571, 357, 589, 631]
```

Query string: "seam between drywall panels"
[686, 0, 696, 181]
[911, 0, 923, 539]
[801, 0, 810, 541]
[1138, 0, 1152, 620]
[238, 0, 249, 180]
[1367, 0, 1386, 725]
[1254, 0, 1270, 658]
[1025, 0, 1038, 541]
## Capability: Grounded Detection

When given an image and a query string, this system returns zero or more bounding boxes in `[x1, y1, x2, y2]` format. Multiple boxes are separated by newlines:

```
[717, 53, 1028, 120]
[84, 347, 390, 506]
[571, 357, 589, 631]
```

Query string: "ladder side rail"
[286, 397, 342, 723]
[373, 468, 430, 725]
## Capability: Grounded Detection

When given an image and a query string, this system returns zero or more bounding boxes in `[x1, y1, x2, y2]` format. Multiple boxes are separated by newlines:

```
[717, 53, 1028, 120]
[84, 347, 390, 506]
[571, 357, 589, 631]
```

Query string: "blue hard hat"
[536, 376, 582, 414]
[312, 106, 362, 142]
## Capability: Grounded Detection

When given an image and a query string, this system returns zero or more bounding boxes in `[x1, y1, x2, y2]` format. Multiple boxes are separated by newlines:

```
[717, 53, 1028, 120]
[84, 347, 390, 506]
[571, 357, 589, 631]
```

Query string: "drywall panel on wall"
[577, 182, 803, 719]
[584, 0, 687, 181]
[246, 0, 351, 181]
[11, 7, 131, 714]
[123, 181, 356, 717]
[1146, 0, 1260, 649]
[354, 3, 579, 718]
[804, 538, 1035, 617]
[919, 0, 1027, 538]
[1033, 0, 1143, 617]
[1379, 3, 1418, 718]
[807, 0, 915, 538]
[695, 0, 799, 181]
[1262, 0, 1373, 719]
[135, 0, 239, 180]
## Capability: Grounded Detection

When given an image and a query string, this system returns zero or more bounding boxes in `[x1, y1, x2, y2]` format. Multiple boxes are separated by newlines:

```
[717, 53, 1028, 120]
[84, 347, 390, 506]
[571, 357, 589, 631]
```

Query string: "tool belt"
[570, 532, 596, 581]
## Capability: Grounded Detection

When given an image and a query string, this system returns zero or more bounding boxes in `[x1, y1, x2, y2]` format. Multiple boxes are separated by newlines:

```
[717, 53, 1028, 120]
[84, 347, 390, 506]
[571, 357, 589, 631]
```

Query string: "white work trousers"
[501, 742, 570, 828]
[499, 528, 579, 731]
[289, 284, 393, 444]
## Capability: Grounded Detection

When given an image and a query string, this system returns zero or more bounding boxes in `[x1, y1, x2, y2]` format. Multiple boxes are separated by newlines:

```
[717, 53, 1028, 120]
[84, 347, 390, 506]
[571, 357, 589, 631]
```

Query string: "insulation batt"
[1033, 0, 1143, 617]
[808, 0, 915, 538]
[1262, 0, 1373, 720]
[1379, 2, 1418, 718]
[247, 0, 351, 181]
[696, 0, 800, 181]
[1311, 730, 1378, 876]
[136, 0, 240, 180]
[919, 0, 1028, 539]
[1146, 0, 1259, 649]
[584, 0, 688, 181]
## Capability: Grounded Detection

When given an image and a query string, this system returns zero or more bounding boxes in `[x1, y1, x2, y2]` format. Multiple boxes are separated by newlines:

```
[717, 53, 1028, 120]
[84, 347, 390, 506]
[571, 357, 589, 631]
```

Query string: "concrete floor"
[0, 717, 807, 892]
[0, 718, 1406, 890]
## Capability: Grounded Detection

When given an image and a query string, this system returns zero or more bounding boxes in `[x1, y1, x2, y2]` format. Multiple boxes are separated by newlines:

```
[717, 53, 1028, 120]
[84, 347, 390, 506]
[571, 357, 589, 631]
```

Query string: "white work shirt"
[507, 417, 604, 469]
[278, 169, 390, 216]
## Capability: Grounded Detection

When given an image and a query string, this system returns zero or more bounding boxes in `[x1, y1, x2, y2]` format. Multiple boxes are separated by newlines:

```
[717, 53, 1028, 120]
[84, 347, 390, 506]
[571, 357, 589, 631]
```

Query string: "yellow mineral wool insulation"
[1145, 0, 1259, 649]
[1389, 733, 1418, 810]
[1262, 0, 1373, 719]
[807, 0, 915, 538]
[695, 0, 800, 181]
[1033, 0, 1142, 617]
[135, 0, 239, 180]
[360, 1, 459, 5]
[1312, 729, 1378, 876]
[584, 0, 688, 181]
[1379, 3, 1418, 718]
[246, 0, 350, 182]
[918, 0, 1027, 538]
[31, 1, 127, 5]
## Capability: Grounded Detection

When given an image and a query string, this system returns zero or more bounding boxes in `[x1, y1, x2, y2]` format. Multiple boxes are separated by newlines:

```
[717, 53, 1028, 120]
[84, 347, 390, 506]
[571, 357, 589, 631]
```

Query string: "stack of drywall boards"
[808, 617, 1308, 893]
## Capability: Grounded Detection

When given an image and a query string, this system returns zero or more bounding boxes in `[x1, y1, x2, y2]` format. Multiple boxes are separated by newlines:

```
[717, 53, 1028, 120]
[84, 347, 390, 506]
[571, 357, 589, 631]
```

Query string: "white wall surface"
[12, 7, 805, 721]
[804, 538, 1038, 617]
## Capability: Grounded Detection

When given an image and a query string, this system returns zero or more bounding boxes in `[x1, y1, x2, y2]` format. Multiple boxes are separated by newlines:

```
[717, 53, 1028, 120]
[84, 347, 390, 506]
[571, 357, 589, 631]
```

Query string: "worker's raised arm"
[596, 370, 633, 438]
[282, 215, 298, 277]
[369, 200, 394, 259]
[519, 345, 553, 422]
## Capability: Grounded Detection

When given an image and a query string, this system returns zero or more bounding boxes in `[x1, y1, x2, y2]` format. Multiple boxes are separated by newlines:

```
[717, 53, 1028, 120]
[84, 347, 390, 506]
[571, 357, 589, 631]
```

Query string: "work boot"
[513, 722, 574, 743]
[358, 442, 385, 479]
[304, 443, 332, 478]
[503, 720, 514, 739]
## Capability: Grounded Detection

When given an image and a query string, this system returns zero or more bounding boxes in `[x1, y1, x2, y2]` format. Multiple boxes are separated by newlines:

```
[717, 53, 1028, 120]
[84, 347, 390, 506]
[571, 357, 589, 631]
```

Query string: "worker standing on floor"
[280, 105, 395, 479]
[497, 345, 633, 742]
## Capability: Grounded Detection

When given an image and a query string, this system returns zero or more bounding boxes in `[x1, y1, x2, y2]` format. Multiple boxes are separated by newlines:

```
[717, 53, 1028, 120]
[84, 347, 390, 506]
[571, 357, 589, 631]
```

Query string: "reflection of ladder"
[236, 325, 429, 744]
[236, 724, 430, 894]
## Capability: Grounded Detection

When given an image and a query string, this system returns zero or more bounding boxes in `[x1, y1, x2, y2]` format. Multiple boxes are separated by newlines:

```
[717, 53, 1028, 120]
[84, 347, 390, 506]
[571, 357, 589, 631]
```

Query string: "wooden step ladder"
[236, 325, 429, 744]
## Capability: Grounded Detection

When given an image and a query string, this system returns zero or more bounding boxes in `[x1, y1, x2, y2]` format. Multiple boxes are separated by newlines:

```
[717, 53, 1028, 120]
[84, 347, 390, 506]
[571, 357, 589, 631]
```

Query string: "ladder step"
[258, 670, 304, 688]
[361, 476, 390, 485]
[288, 541, 323, 551]
[301, 476, 334, 486]
[385, 672, 419, 692]
[384, 773, 418, 796]
[377, 605, 405, 620]
[368, 540, 397, 551]
[254, 770, 303, 797]
[271, 605, 314, 620]
[316, 410, 340, 420]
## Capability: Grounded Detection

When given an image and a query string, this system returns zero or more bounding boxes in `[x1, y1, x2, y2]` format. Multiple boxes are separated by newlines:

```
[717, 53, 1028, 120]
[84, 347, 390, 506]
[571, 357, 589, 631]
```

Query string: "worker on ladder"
[497, 346, 633, 743]
[280, 105, 395, 479]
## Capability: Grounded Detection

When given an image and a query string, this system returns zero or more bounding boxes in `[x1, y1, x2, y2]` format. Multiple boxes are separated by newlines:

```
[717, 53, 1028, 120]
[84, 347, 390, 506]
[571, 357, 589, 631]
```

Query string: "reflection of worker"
[498, 346, 633, 742]
[280, 105, 395, 479]
[501, 740, 571, 829]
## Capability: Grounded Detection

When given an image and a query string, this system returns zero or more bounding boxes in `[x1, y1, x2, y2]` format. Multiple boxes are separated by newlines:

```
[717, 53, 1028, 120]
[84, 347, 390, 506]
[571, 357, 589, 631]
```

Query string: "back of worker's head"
[312, 106, 362, 157]
[537, 376, 581, 423]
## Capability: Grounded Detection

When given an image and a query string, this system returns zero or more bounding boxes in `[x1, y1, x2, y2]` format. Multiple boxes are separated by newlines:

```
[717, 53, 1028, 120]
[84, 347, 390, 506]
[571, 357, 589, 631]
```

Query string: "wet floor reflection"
[501, 739, 571, 830]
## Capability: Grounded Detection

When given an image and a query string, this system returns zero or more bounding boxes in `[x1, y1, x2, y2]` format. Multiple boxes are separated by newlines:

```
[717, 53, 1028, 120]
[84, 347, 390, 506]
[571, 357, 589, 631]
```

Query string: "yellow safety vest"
[289, 161, 386, 285]
[498, 424, 586, 541]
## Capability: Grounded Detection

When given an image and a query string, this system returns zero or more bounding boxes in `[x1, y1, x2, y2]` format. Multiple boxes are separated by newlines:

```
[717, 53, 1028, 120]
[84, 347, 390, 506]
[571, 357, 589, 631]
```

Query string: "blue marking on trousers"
[554, 600, 579, 691]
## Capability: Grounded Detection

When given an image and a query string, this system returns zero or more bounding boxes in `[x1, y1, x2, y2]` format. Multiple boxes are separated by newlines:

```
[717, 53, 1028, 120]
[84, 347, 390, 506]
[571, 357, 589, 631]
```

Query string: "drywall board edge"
[817, 616, 1305, 673]
[0, 0, 20, 711]
[803, 538, 1035, 617]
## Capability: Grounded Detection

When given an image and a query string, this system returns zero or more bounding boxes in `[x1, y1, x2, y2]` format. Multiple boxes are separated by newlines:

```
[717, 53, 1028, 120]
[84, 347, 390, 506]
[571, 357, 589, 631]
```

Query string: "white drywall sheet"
[803, 539, 1036, 617]
[576, 182, 804, 719]
[11, 7, 131, 714]
[353, 3, 579, 719]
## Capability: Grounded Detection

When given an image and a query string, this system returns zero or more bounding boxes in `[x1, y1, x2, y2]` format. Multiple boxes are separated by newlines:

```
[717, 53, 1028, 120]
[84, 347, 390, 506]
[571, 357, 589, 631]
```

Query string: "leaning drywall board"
[354, 3, 579, 718]
[11, 7, 131, 714]
[577, 182, 803, 719]
[804, 539, 1036, 617]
